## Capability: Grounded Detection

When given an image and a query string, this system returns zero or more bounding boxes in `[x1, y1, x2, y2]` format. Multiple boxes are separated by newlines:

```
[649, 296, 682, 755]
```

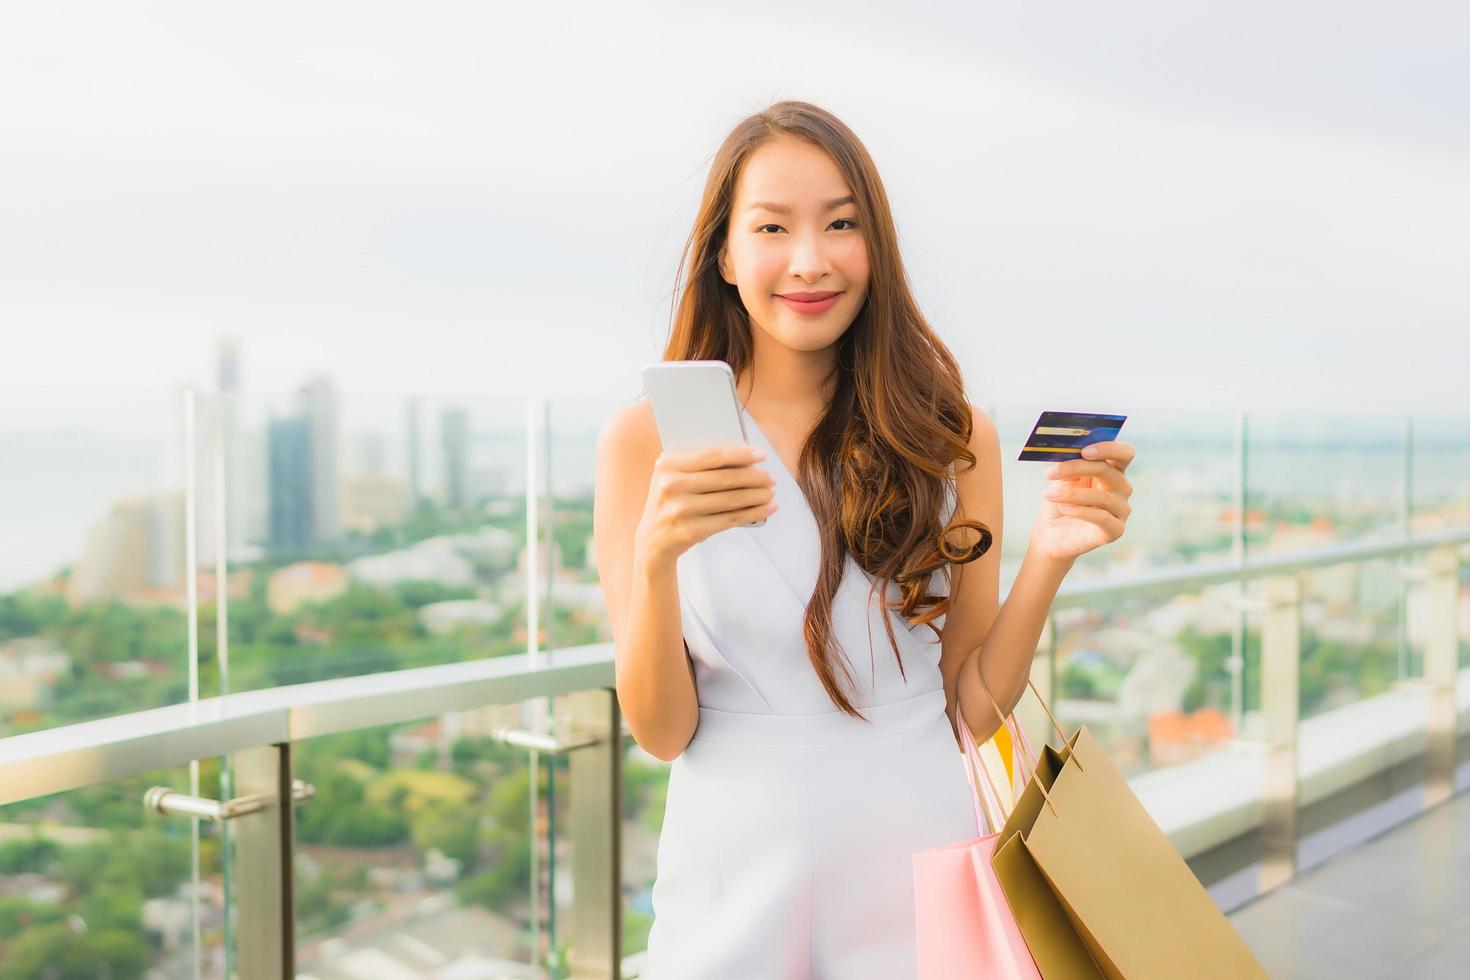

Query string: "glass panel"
[1299, 557, 1406, 719]
[0, 761, 224, 975]
[292, 709, 546, 977]
[222, 390, 531, 693]
[618, 737, 666, 974]
[545, 398, 623, 659]
[1408, 413, 1470, 533]
[0, 387, 191, 738]
[1052, 587, 1257, 779]
[1407, 415, 1470, 670]
[1244, 412, 1405, 553]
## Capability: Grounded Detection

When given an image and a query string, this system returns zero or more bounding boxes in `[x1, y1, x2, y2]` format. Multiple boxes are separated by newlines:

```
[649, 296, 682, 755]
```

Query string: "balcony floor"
[1227, 790, 1470, 979]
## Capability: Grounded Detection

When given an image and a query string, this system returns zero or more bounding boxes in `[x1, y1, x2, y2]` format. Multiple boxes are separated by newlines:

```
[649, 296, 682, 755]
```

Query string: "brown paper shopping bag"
[989, 683, 1268, 979]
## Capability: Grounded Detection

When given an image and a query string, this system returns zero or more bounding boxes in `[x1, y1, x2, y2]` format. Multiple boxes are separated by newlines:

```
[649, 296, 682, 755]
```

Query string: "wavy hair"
[658, 100, 993, 720]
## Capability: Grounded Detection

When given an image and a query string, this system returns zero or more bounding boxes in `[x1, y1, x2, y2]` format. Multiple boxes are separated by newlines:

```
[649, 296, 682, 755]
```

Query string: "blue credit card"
[1018, 410, 1127, 461]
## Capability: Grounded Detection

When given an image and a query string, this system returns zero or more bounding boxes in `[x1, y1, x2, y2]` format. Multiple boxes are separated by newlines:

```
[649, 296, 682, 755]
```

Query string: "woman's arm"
[954, 548, 1072, 744]
[592, 403, 702, 762]
[956, 429, 1135, 743]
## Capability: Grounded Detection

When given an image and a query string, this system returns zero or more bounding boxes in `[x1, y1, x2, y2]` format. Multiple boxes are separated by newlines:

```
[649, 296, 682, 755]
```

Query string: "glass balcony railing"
[0, 385, 193, 735]
[0, 760, 228, 975]
[1, 384, 1467, 976]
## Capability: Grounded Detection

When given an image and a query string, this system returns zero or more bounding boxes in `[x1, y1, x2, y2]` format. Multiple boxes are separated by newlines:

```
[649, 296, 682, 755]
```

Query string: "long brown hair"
[660, 100, 993, 720]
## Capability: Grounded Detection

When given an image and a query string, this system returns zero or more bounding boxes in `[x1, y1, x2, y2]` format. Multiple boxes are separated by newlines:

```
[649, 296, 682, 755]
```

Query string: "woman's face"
[719, 136, 870, 352]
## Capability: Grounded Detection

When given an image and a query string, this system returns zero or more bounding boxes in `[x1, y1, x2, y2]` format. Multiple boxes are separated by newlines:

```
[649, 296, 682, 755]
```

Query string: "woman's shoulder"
[596, 399, 660, 477]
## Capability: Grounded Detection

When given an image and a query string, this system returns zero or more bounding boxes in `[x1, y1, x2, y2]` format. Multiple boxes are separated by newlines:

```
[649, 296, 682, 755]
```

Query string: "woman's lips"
[777, 292, 842, 314]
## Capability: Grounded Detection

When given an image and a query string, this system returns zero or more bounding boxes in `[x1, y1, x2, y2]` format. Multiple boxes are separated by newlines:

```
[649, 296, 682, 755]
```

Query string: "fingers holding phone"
[636, 443, 779, 566]
[638, 359, 777, 565]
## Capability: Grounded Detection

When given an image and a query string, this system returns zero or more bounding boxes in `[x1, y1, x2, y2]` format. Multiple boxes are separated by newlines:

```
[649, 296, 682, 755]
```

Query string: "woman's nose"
[787, 230, 832, 280]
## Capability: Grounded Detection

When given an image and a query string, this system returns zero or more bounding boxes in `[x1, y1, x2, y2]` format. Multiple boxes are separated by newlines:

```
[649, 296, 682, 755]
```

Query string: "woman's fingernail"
[751, 448, 767, 460]
[1082, 446, 1098, 458]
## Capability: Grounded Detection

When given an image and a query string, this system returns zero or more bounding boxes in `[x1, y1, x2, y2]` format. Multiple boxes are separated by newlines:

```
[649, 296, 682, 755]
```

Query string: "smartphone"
[640, 359, 766, 527]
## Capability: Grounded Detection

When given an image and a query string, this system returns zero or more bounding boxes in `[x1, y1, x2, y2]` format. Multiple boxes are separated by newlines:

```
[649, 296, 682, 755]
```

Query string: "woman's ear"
[718, 244, 734, 286]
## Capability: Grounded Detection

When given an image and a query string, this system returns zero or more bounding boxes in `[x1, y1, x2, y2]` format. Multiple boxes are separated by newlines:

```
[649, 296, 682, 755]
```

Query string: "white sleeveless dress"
[642, 406, 981, 980]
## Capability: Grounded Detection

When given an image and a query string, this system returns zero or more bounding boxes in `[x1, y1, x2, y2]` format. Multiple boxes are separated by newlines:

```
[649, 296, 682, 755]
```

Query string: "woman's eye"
[754, 219, 859, 234]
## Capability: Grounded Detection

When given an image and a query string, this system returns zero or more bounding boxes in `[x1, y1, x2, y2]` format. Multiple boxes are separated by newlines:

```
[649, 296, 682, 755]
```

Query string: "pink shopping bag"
[912, 700, 1041, 980]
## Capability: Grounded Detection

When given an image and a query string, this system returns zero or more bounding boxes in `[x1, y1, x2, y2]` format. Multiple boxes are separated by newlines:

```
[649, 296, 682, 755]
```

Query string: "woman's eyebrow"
[746, 195, 855, 215]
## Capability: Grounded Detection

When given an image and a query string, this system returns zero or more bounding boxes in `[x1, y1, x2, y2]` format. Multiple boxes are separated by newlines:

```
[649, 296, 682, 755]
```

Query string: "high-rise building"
[406, 397, 422, 509]
[441, 407, 470, 510]
[196, 338, 245, 569]
[352, 432, 387, 476]
[299, 375, 340, 542]
[341, 474, 409, 533]
[240, 422, 270, 552]
[66, 492, 185, 606]
[216, 336, 256, 560]
[268, 416, 313, 551]
[217, 336, 240, 390]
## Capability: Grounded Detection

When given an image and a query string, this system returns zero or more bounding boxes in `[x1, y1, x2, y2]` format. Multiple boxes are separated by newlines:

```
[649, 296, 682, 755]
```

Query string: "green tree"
[0, 923, 96, 980]
[134, 829, 191, 898]
[0, 898, 67, 942]
[455, 835, 531, 912]
[89, 929, 152, 979]
[297, 769, 408, 847]
[396, 580, 477, 609]
[0, 837, 60, 875]
[1177, 625, 1231, 713]
[411, 802, 482, 868]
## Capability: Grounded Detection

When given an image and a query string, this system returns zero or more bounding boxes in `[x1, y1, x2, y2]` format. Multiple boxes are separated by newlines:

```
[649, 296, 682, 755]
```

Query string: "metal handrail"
[1048, 526, 1470, 608]
[0, 527, 1466, 808]
[0, 644, 616, 806]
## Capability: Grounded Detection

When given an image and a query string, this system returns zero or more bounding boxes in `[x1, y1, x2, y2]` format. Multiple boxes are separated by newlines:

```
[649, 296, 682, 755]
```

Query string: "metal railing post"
[564, 688, 623, 978]
[1256, 574, 1302, 892]
[232, 743, 295, 979]
[1423, 545, 1461, 808]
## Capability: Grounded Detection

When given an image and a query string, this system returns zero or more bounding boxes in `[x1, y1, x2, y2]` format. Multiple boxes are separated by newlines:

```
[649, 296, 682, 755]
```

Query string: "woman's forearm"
[962, 544, 1073, 737]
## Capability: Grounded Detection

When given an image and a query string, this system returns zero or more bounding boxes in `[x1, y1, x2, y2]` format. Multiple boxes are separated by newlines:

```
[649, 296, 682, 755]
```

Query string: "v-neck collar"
[739, 403, 891, 602]
[739, 404, 802, 497]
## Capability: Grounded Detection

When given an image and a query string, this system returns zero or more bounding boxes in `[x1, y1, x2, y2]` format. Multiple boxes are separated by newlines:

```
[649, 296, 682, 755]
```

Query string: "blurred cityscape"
[0, 339, 1467, 976]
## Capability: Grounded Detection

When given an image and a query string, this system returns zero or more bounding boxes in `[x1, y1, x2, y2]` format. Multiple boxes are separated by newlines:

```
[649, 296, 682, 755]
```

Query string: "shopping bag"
[990, 683, 1269, 979]
[992, 712, 1015, 785]
[975, 730, 1015, 816]
[912, 701, 1041, 979]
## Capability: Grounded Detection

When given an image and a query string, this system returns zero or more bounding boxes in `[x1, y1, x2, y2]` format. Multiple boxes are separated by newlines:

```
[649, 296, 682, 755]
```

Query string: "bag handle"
[975, 673, 1083, 775]
[955, 702, 1011, 833]
[968, 677, 1072, 819]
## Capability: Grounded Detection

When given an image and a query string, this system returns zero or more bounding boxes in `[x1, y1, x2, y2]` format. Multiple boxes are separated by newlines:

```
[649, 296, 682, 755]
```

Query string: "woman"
[593, 100, 1135, 979]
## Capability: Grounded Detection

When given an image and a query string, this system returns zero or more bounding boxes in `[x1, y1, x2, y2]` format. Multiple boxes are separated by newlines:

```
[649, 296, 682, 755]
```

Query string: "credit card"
[1018, 410, 1127, 461]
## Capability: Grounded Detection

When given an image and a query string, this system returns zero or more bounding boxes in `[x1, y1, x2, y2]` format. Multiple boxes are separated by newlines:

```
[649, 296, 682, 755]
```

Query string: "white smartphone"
[640, 359, 766, 527]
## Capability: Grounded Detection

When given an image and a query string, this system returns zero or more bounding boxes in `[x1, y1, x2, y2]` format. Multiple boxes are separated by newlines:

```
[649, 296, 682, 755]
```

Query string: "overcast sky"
[1, 1, 1466, 418]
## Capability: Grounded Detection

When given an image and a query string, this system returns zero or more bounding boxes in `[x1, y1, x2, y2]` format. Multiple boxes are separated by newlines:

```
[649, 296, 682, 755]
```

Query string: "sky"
[1, 1, 1467, 418]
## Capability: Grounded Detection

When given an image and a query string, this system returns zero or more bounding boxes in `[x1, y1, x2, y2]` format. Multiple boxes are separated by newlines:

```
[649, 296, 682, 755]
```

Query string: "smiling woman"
[594, 84, 1137, 979]
[670, 110, 994, 725]
[595, 98, 1118, 980]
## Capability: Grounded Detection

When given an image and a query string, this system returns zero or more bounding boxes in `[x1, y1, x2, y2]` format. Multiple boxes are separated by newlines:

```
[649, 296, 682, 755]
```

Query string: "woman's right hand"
[634, 443, 778, 569]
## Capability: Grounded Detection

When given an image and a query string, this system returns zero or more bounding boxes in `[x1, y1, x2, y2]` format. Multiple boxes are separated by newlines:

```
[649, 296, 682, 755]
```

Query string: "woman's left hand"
[1028, 442, 1136, 564]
